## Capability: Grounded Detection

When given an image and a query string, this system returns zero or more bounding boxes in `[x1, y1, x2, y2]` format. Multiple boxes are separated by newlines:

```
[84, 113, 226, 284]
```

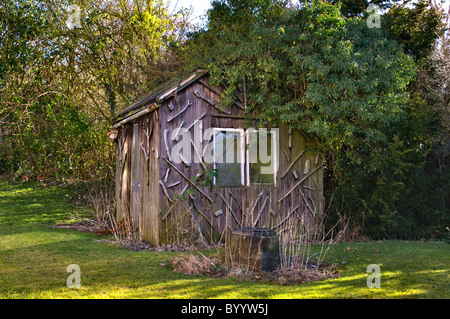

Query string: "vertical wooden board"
[131, 122, 142, 233]
[140, 117, 149, 243]
[198, 82, 218, 239]
[186, 84, 202, 235]
[158, 87, 200, 243]
[137, 117, 146, 242]
[130, 123, 136, 228]
[150, 110, 161, 244]
[159, 100, 171, 241]
[159, 98, 171, 208]
[120, 125, 131, 227]
[220, 188, 239, 229]
[115, 129, 123, 222]
[291, 128, 305, 218]
[141, 118, 148, 241]
[136, 120, 142, 241]
[151, 111, 161, 245]
[317, 164, 324, 220]
[211, 191, 224, 240]
[134, 112, 160, 246]
[277, 123, 292, 220]
[258, 188, 271, 228]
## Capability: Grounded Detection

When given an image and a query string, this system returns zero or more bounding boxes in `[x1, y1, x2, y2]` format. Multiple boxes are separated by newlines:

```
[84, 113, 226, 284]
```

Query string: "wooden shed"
[112, 70, 324, 246]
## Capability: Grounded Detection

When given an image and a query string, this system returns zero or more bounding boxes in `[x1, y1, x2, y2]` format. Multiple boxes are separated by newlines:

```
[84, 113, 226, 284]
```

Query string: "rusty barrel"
[227, 227, 280, 272]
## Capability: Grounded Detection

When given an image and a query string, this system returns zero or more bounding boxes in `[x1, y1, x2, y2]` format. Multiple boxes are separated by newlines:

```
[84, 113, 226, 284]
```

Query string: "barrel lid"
[231, 227, 277, 238]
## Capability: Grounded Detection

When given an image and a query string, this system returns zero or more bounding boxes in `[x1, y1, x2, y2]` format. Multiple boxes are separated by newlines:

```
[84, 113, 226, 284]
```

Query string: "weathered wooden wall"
[155, 76, 324, 243]
[116, 110, 160, 245]
[116, 74, 324, 245]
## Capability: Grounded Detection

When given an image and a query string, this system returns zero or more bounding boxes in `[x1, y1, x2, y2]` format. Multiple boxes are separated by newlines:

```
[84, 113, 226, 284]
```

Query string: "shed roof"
[114, 70, 208, 126]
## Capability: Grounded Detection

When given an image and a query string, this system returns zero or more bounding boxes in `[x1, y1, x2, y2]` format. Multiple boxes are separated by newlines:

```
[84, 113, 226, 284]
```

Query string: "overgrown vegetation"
[1, 0, 449, 240]
[0, 0, 190, 181]
[184, 0, 449, 240]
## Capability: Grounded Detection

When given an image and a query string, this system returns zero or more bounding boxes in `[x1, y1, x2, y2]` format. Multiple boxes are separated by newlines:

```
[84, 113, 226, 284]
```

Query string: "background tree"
[381, 0, 449, 238]
[329, 0, 395, 17]
[381, 0, 446, 62]
[0, 0, 190, 181]
[185, 0, 448, 239]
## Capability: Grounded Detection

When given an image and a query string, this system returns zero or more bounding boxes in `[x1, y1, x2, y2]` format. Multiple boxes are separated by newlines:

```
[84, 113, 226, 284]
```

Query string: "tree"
[48, 0, 189, 118]
[381, 0, 449, 238]
[395, 18, 450, 239]
[329, 0, 395, 17]
[0, 0, 190, 179]
[381, 0, 446, 62]
[185, 0, 421, 238]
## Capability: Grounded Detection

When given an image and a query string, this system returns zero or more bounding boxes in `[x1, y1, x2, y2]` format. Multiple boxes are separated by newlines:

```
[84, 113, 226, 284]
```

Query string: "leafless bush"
[418, 16, 450, 171]
[160, 196, 210, 248]
[171, 253, 340, 285]
[172, 253, 223, 276]
[84, 177, 124, 238]
[277, 211, 347, 270]
[218, 186, 347, 275]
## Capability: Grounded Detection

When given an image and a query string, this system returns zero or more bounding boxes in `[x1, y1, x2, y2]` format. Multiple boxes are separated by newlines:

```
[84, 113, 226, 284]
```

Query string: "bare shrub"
[171, 253, 340, 285]
[277, 211, 347, 270]
[172, 253, 223, 277]
[160, 195, 211, 248]
[53, 177, 119, 236]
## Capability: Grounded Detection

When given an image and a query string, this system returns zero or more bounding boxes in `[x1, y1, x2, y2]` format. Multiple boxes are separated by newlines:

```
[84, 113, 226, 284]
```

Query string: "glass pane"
[214, 130, 243, 187]
[249, 130, 275, 185]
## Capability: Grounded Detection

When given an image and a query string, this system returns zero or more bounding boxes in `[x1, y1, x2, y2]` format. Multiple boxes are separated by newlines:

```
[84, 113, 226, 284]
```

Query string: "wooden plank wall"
[158, 81, 217, 242]
[116, 75, 324, 245]
[116, 110, 160, 245]
[156, 76, 325, 243]
[116, 125, 130, 224]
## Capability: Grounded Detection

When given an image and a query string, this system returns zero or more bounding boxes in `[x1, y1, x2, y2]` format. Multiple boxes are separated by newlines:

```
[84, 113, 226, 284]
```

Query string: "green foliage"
[376, 0, 449, 239]
[207, 0, 289, 31]
[195, 167, 219, 188]
[1, 0, 447, 240]
[184, 0, 448, 239]
[175, 167, 218, 200]
[7, 95, 111, 179]
[381, 0, 446, 62]
[329, 0, 395, 17]
[0, 0, 188, 181]
[394, 168, 450, 240]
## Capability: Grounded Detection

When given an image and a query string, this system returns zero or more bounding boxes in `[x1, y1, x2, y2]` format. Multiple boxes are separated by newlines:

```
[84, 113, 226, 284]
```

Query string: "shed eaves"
[114, 70, 208, 124]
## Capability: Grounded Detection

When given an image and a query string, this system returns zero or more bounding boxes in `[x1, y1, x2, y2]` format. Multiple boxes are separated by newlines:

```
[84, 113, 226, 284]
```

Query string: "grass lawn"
[0, 179, 448, 299]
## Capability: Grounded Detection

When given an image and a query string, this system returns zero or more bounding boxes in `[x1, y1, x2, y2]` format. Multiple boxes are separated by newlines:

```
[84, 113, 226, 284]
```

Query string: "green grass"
[0, 179, 449, 299]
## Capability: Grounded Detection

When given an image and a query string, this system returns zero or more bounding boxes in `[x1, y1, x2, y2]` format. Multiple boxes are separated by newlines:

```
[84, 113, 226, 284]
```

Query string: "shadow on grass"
[1, 180, 448, 299]
[1, 235, 445, 299]
[0, 181, 91, 236]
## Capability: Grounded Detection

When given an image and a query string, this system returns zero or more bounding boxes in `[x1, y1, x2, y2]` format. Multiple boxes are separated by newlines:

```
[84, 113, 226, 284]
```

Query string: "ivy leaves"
[186, 0, 421, 237]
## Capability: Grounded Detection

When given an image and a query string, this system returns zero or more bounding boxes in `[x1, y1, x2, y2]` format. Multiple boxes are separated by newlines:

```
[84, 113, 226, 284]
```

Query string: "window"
[212, 128, 245, 187]
[212, 128, 278, 187]
[247, 129, 277, 186]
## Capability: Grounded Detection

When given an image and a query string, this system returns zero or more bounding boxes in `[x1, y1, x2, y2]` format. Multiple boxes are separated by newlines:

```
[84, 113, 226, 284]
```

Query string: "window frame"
[245, 128, 278, 187]
[212, 128, 246, 187]
[212, 127, 278, 187]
